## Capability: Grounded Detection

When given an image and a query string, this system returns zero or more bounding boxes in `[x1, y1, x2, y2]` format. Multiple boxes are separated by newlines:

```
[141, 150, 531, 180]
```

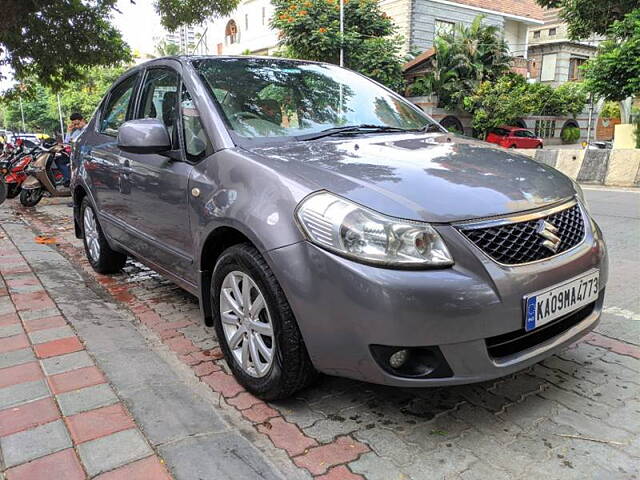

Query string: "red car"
[486, 127, 544, 149]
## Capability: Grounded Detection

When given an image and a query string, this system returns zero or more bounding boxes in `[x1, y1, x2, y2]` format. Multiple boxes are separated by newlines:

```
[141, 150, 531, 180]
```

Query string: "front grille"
[460, 203, 585, 265]
[486, 302, 595, 359]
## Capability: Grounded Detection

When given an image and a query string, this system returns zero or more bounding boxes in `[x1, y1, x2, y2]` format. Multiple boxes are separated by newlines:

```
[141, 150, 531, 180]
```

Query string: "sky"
[114, 0, 164, 57]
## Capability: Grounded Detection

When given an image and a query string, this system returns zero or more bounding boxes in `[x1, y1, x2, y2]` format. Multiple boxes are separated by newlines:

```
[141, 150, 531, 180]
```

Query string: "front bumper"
[266, 214, 608, 387]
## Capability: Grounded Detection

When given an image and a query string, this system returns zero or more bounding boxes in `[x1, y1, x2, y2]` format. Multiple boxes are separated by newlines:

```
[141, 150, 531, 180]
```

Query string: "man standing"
[64, 112, 86, 143]
[58, 112, 86, 186]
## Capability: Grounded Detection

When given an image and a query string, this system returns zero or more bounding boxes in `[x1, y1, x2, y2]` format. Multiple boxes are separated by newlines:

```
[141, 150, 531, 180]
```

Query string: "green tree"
[535, 0, 637, 39]
[1, 65, 127, 134]
[0, 1, 132, 91]
[0, 0, 239, 91]
[582, 9, 640, 102]
[463, 74, 530, 137]
[407, 16, 512, 110]
[270, 0, 405, 91]
[463, 74, 588, 137]
[155, 0, 239, 30]
[155, 40, 183, 57]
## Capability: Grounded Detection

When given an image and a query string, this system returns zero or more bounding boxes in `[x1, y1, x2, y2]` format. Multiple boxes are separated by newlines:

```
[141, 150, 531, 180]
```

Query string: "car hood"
[245, 133, 576, 223]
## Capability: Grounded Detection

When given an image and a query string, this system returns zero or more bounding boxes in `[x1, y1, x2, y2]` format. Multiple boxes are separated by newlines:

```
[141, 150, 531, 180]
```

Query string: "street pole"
[586, 94, 594, 147]
[19, 96, 26, 132]
[339, 0, 344, 67]
[57, 93, 65, 139]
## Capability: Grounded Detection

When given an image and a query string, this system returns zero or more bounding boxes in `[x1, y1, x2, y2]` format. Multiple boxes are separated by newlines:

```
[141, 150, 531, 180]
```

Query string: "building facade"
[203, 0, 544, 58]
[380, 0, 544, 58]
[527, 9, 600, 86]
[204, 0, 279, 55]
[164, 25, 202, 53]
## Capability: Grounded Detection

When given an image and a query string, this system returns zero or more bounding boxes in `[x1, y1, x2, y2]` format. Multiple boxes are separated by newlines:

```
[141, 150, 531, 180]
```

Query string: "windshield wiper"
[296, 124, 421, 141]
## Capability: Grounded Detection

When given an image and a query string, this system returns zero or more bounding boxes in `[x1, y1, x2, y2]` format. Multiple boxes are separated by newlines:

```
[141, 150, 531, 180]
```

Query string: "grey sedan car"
[71, 56, 607, 399]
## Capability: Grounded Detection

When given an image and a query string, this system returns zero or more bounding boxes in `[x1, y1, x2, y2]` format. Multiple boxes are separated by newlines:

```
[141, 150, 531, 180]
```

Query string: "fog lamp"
[389, 349, 409, 369]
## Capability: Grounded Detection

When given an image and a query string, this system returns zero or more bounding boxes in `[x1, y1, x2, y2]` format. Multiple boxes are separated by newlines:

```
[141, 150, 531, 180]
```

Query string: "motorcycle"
[0, 146, 38, 201]
[19, 142, 71, 207]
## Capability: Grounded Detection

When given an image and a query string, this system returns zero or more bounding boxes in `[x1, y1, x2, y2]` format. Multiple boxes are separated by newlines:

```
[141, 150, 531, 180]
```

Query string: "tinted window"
[181, 85, 213, 161]
[515, 130, 535, 138]
[193, 58, 437, 139]
[491, 128, 509, 136]
[137, 68, 180, 148]
[100, 74, 138, 136]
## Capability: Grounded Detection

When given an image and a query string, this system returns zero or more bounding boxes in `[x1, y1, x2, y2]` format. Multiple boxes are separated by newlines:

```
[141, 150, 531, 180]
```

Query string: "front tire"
[19, 188, 43, 207]
[81, 197, 126, 274]
[212, 244, 316, 400]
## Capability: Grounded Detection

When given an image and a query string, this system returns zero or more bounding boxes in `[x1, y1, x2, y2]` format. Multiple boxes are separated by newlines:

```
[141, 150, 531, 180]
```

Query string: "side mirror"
[117, 118, 171, 154]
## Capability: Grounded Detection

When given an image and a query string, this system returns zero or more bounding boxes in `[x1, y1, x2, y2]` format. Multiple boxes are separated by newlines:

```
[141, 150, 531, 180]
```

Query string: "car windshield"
[192, 57, 439, 140]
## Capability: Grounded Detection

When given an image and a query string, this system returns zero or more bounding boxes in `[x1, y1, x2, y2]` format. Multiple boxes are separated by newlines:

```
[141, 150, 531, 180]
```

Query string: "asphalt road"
[583, 187, 640, 344]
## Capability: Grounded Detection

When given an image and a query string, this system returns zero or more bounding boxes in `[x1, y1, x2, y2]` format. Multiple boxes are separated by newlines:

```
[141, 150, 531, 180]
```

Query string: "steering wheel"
[230, 111, 262, 122]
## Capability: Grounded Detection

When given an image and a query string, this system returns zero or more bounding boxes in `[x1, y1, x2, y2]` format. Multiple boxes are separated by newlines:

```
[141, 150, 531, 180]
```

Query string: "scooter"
[19, 143, 71, 207]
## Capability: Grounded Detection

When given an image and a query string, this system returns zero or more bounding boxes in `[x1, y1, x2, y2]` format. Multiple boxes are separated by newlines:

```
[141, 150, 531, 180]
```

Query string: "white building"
[160, 25, 204, 54]
[202, 0, 544, 58]
[204, 0, 279, 55]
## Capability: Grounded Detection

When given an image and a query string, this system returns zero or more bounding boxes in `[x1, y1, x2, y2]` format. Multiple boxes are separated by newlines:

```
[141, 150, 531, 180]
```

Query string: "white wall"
[205, 0, 279, 55]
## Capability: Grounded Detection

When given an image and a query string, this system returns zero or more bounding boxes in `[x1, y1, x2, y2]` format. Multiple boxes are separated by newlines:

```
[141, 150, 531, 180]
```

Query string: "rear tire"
[81, 197, 126, 274]
[19, 188, 43, 207]
[211, 244, 316, 400]
[6, 184, 21, 199]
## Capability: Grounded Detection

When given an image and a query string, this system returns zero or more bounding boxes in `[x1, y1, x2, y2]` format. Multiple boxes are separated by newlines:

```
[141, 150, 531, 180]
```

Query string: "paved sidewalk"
[0, 233, 170, 478]
[1, 191, 639, 479]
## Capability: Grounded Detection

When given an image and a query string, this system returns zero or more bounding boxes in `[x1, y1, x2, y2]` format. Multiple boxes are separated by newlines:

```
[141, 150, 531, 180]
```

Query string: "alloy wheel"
[219, 271, 274, 378]
[83, 207, 101, 262]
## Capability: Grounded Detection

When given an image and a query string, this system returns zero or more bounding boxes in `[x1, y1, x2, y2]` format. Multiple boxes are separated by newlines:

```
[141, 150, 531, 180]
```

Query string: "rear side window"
[100, 74, 138, 136]
[515, 130, 534, 138]
[491, 128, 509, 136]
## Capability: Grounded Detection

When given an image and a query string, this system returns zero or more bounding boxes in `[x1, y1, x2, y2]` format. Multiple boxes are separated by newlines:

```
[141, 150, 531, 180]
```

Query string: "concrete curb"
[515, 149, 640, 187]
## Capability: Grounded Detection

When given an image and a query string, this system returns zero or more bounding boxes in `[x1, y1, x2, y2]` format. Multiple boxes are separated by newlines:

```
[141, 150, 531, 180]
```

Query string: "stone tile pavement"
[1, 198, 639, 479]
[0, 236, 170, 479]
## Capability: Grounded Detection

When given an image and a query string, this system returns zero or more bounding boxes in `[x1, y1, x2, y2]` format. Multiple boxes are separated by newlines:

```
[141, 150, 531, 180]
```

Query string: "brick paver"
[93, 455, 172, 480]
[0, 229, 172, 480]
[0, 397, 60, 437]
[48, 365, 106, 394]
[5, 448, 85, 480]
[66, 403, 136, 444]
[34, 336, 84, 359]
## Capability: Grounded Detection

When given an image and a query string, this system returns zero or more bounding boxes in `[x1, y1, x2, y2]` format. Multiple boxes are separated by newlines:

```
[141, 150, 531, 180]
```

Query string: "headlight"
[296, 191, 453, 267]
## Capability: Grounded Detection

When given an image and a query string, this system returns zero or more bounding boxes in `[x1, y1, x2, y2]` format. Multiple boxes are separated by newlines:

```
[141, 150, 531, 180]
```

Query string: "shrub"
[561, 126, 581, 144]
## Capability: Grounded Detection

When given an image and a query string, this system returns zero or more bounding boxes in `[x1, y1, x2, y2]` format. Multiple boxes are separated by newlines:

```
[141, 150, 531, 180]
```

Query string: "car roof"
[135, 55, 325, 70]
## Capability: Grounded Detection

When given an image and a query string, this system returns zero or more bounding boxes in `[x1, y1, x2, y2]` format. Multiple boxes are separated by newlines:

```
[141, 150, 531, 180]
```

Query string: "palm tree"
[410, 15, 512, 110]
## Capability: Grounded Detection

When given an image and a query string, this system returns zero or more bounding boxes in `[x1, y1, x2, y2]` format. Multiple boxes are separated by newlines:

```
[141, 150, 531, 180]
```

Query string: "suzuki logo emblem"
[536, 220, 561, 253]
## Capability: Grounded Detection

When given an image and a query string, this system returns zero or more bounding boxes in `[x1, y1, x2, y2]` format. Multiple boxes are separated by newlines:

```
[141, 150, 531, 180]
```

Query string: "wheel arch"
[198, 225, 256, 326]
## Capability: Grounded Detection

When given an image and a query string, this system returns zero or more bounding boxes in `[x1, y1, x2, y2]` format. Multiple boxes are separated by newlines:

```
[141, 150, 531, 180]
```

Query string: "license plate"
[524, 270, 599, 332]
